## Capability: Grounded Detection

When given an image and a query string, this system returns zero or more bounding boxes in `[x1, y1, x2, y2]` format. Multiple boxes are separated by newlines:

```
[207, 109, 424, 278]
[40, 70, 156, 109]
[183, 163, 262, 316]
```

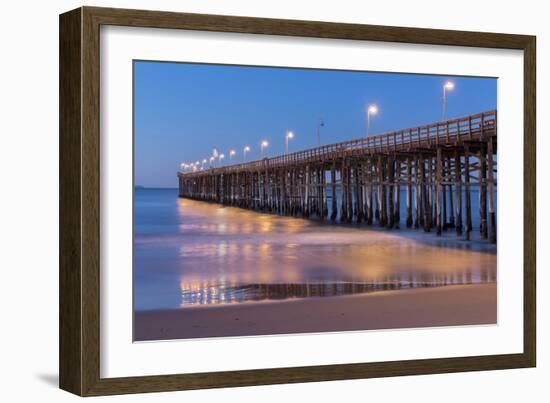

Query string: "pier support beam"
[436, 148, 443, 236]
[340, 159, 348, 222]
[387, 157, 395, 229]
[394, 160, 401, 229]
[421, 156, 430, 232]
[447, 157, 455, 228]
[487, 140, 497, 243]
[330, 162, 337, 220]
[479, 145, 488, 239]
[464, 145, 472, 241]
[454, 152, 463, 236]
[406, 157, 413, 228]
[365, 158, 373, 225]
[355, 164, 363, 223]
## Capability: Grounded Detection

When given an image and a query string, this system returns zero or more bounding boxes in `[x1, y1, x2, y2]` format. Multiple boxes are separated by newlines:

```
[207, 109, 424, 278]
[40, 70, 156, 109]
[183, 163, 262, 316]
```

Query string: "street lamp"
[229, 149, 236, 161]
[366, 104, 378, 136]
[285, 131, 294, 155]
[260, 140, 269, 158]
[209, 156, 215, 168]
[442, 81, 455, 120]
[317, 119, 324, 147]
[202, 158, 207, 170]
[219, 153, 225, 165]
[243, 146, 250, 162]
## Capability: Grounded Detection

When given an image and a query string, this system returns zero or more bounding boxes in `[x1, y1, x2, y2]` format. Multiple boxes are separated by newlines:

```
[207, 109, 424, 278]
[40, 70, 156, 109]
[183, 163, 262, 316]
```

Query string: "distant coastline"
[135, 186, 178, 190]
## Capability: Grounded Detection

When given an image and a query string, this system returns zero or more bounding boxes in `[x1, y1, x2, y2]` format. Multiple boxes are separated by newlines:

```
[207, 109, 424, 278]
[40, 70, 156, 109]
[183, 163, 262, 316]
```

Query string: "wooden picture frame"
[59, 6, 536, 396]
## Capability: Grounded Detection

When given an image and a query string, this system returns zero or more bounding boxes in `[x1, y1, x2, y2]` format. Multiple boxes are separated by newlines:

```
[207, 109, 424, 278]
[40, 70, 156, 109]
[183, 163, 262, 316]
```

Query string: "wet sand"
[135, 283, 496, 341]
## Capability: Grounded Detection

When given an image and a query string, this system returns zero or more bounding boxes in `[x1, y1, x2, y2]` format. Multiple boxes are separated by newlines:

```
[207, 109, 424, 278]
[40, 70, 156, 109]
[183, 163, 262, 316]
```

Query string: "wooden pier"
[178, 110, 497, 242]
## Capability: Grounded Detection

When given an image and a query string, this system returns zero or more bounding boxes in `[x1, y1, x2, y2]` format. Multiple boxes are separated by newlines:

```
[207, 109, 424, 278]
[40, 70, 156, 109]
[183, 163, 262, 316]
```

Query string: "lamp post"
[201, 159, 207, 170]
[260, 140, 269, 158]
[317, 119, 324, 146]
[209, 156, 215, 168]
[366, 104, 378, 136]
[285, 131, 294, 155]
[219, 153, 225, 166]
[243, 146, 250, 162]
[442, 81, 454, 120]
[229, 149, 236, 162]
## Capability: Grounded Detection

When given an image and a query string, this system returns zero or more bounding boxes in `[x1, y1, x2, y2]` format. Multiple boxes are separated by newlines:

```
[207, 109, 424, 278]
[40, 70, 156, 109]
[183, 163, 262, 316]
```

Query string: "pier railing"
[179, 110, 496, 176]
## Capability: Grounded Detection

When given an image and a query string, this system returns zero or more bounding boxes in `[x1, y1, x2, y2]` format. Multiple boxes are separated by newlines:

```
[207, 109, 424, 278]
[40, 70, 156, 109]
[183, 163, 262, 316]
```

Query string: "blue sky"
[134, 61, 496, 188]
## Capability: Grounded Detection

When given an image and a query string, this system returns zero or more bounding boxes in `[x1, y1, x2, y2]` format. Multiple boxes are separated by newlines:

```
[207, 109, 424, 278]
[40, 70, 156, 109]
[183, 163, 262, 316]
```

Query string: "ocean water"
[134, 188, 496, 311]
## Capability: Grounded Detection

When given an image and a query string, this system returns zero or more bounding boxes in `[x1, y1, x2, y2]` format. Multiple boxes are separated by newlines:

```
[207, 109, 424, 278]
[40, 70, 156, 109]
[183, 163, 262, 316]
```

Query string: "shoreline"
[135, 283, 497, 341]
[138, 190, 497, 250]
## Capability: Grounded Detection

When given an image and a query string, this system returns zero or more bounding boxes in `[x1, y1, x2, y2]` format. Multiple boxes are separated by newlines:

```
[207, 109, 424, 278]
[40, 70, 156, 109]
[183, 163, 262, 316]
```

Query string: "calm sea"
[134, 188, 496, 311]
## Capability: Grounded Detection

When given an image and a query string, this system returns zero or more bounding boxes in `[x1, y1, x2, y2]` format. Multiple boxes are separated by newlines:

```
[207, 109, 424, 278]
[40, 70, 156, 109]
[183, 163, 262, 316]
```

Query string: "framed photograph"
[59, 6, 536, 396]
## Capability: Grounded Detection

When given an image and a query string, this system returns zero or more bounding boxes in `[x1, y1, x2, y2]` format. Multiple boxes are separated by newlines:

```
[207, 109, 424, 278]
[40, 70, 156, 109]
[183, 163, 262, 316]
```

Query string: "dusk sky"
[134, 61, 496, 188]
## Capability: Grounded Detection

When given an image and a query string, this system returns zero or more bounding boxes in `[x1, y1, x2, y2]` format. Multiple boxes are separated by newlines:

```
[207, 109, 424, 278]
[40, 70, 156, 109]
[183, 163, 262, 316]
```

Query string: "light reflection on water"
[134, 189, 497, 311]
[179, 277, 495, 307]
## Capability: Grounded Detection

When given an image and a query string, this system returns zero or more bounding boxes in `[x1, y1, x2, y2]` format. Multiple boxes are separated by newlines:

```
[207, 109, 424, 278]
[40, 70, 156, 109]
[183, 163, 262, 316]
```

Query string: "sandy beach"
[135, 283, 496, 341]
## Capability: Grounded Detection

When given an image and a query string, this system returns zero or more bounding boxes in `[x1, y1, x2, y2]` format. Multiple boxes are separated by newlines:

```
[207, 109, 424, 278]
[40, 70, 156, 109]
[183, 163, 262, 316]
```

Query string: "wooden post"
[487, 139, 496, 243]
[378, 156, 386, 227]
[355, 164, 363, 223]
[447, 158, 455, 228]
[294, 168, 299, 216]
[288, 170, 293, 214]
[387, 158, 395, 229]
[315, 167, 325, 217]
[265, 163, 270, 211]
[428, 157, 434, 228]
[454, 152, 462, 236]
[278, 170, 283, 213]
[340, 159, 347, 222]
[304, 164, 310, 218]
[365, 158, 373, 225]
[299, 167, 304, 216]
[479, 145, 488, 239]
[406, 157, 413, 227]
[282, 170, 286, 214]
[464, 145, 472, 240]
[330, 161, 337, 220]
[359, 162, 366, 223]
[442, 175, 447, 230]
[375, 156, 382, 224]
[321, 166, 328, 219]
[421, 156, 430, 232]
[414, 156, 421, 229]
[436, 147, 443, 236]
[394, 159, 401, 229]
[346, 162, 353, 222]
